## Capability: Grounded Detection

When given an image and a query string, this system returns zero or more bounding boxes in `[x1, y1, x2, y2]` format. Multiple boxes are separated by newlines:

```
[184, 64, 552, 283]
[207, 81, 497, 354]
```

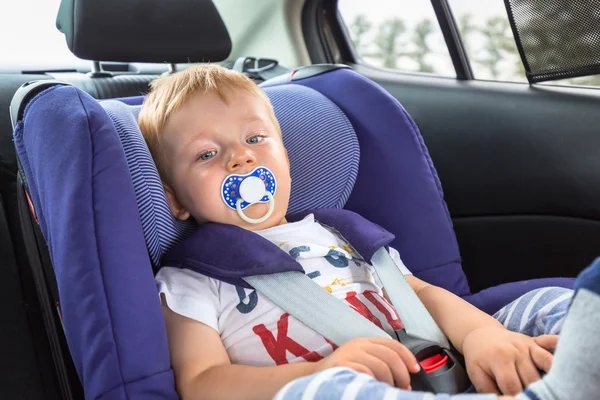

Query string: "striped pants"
[274, 287, 573, 400]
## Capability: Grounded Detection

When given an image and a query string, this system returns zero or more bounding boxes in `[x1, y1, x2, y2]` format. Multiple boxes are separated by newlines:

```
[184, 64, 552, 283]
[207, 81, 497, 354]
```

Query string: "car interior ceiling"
[2, 0, 600, 398]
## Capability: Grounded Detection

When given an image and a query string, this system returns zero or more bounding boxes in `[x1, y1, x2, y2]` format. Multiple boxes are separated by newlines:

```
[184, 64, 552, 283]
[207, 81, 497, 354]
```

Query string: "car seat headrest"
[101, 83, 359, 266]
[56, 0, 232, 63]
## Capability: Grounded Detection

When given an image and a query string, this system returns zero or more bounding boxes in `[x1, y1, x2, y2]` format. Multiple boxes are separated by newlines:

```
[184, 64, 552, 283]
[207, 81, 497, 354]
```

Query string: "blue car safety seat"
[11, 0, 575, 398]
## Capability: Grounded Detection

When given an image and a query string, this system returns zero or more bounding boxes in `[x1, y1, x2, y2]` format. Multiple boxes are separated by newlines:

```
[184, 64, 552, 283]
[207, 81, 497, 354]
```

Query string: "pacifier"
[221, 166, 277, 224]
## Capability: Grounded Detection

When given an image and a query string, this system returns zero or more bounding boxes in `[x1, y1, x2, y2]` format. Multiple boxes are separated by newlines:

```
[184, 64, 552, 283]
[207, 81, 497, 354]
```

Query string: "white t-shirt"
[156, 214, 411, 366]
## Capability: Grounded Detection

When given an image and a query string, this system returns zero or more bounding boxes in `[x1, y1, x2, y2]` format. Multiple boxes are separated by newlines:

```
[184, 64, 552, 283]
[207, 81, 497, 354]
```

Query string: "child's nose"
[227, 148, 256, 172]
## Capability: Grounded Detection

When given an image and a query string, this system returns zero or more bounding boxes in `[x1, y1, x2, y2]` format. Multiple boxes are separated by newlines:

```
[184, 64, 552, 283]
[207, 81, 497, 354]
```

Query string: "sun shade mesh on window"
[504, 0, 600, 83]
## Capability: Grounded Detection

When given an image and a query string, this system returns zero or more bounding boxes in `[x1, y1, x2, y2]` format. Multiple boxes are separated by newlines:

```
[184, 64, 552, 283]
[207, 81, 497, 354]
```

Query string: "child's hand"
[462, 326, 557, 395]
[314, 337, 421, 390]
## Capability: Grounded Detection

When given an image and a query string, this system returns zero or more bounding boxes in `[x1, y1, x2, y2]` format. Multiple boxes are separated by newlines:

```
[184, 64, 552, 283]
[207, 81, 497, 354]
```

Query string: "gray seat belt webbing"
[244, 248, 450, 349]
[371, 247, 449, 348]
[244, 272, 391, 346]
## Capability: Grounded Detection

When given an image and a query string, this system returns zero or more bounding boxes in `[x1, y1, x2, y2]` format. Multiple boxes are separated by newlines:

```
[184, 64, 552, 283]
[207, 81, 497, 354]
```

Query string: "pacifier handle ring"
[236, 191, 275, 224]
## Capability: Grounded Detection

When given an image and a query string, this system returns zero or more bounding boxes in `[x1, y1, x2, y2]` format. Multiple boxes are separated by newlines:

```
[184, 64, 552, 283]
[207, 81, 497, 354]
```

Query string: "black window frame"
[303, 0, 476, 80]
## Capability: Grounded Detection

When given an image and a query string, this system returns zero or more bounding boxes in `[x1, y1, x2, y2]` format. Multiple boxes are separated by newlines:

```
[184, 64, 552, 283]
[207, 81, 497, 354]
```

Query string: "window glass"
[448, 0, 525, 82]
[450, 0, 600, 87]
[0, 0, 88, 70]
[338, 0, 455, 77]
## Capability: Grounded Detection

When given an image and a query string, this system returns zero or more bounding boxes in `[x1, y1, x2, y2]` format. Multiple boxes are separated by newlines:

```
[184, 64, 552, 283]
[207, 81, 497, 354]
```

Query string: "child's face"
[160, 90, 291, 231]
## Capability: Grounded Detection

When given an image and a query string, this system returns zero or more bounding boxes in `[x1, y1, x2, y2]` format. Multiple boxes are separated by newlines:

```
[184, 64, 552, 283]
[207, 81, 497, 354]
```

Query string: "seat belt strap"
[245, 262, 470, 394]
[244, 248, 449, 349]
[371, 247, 449, 348]
[244, 272, 391, 346]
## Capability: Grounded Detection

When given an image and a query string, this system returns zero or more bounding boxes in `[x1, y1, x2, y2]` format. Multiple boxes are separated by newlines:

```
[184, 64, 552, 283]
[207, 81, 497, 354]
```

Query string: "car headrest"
[56, 0, 232, 63]
[100, 83, 360, 266]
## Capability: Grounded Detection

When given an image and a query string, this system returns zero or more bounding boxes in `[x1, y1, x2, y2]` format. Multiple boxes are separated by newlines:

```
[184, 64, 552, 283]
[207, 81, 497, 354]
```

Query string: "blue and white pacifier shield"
[221, 166, 277, 210]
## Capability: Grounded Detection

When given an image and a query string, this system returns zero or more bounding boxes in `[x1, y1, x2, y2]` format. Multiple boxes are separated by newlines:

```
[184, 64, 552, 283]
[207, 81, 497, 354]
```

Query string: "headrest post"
[160, 64, 177, 77]
[88, 61, 113, 78]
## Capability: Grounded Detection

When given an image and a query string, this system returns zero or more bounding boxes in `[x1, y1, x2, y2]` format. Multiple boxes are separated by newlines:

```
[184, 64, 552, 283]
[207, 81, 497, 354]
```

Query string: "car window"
[0, 0, 88, 71]
[340, 0, 600, 88]
[450, 0, 600, 87]
[338, 0, 456, 77]
[449, 0, 526, 83]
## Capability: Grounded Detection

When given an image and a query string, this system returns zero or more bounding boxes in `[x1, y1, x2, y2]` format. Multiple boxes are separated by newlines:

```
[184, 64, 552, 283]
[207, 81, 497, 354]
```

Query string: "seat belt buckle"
[420, 353, 449, 373]
[394, 329, 471, 394]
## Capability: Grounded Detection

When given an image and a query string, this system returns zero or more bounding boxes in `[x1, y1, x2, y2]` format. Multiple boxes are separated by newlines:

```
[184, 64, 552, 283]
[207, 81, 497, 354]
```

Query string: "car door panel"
[353, 64, 600, 290]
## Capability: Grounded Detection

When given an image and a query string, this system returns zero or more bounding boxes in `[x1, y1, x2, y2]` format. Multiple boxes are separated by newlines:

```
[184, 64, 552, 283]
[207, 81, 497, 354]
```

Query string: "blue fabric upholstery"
[463, 277, 576, 315]
[267, 85, 359, 214]
[14, 86, 177, 399]
[293, 69, 470, 295]
[101, 101, 195, 267]
[14, 68, 575, 398]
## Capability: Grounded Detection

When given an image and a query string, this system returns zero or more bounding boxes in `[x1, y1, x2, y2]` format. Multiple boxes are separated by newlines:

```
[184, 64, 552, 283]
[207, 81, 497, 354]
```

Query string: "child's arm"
[405, 275, 503, 353]
[163, 304, 420, 400]
[405, 275, 556, 395]
[163, 303, 314, 400]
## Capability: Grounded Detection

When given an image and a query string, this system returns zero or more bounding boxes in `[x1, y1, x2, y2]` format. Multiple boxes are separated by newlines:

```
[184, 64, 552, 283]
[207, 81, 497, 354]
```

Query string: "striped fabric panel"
[266, 85, 359, 214]
[99, 84, 359, 266]
[493, 286, 573, 336]
[275, 367, 491, 400]
[101, 101, 195, 267]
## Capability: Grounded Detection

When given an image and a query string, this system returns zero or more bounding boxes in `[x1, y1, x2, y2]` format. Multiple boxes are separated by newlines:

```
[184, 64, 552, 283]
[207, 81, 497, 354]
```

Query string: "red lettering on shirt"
[364, 290, 404, 330]
[344, 291, 384, 329]
[253, 313, 324, 365]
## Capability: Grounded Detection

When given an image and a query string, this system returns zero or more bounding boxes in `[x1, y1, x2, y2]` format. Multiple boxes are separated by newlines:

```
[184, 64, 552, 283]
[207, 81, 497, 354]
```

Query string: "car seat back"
[13, 64, 472, 398]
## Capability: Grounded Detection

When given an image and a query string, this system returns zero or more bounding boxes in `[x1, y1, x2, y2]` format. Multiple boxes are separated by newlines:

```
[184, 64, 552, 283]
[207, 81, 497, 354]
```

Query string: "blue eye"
[247, 135, 263, 144]
[199, 150, 217, 161]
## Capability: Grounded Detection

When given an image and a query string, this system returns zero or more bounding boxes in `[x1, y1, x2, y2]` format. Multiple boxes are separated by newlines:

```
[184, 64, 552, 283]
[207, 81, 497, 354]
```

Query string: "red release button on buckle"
[420, 353, 449, 373]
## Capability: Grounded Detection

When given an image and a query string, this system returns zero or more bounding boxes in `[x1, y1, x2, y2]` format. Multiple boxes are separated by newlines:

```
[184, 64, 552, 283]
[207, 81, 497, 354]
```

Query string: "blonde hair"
[138, 64, 279, 180]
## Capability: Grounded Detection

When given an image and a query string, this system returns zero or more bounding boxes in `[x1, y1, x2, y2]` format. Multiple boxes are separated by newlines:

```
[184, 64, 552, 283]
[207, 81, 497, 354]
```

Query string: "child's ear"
[164, 183, 191, 221]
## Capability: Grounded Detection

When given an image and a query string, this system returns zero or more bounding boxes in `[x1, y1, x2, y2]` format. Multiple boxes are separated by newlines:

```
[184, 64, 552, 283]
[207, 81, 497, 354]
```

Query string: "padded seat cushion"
[14, 85, 177, 399]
